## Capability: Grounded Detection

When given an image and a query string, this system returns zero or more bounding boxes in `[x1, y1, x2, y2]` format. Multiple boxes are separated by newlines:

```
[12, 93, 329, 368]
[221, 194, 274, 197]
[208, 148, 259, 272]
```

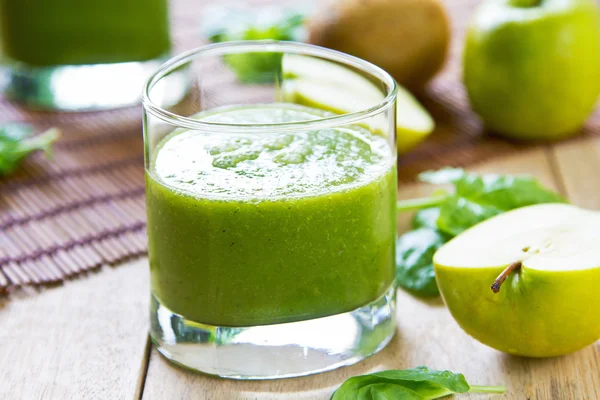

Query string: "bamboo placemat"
[0, 105, 146, 290]
[1, 0, 599, 292]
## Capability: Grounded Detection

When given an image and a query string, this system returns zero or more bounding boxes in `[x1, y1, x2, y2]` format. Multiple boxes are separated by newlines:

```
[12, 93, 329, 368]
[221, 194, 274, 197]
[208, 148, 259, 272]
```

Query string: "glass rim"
[142, 41, 398, 134]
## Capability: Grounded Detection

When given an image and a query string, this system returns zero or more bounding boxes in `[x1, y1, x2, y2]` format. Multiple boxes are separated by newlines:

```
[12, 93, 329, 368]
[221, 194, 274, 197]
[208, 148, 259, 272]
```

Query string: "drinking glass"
[142, 41, 397, 379]
[0, 0, 170, 110]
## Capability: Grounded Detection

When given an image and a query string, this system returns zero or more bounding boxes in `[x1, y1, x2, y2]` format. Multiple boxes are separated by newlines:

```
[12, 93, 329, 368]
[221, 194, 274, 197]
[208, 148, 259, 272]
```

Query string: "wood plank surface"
[0, 260, 150, 400]
[2, 143, 599, 400]
[552, 136, 600, 209]
[142, 146, 599, 399]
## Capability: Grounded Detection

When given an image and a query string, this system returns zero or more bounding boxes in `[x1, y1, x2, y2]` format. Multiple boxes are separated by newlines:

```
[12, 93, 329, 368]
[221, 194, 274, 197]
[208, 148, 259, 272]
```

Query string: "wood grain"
[2, 144, 599, 399]
[0, 259, 150, 400]
[142, 147, 599, 399]
[552, 136, 600, 210]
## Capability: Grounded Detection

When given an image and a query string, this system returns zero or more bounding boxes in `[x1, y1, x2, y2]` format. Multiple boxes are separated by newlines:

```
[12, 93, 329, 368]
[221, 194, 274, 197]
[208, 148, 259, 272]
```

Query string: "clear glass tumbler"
[142, 41, 398, 379]
[0, 0, 170, 111]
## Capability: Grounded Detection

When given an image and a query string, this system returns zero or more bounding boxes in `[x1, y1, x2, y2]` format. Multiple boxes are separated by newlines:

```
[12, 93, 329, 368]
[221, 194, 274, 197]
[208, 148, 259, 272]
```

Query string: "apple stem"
[491, 261, 522, 293]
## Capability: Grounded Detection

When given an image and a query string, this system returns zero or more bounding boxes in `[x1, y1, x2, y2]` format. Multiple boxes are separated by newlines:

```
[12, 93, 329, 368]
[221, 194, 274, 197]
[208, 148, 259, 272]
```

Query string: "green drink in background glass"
[142, 42, 398, 379]
[0, 0, 171, 110]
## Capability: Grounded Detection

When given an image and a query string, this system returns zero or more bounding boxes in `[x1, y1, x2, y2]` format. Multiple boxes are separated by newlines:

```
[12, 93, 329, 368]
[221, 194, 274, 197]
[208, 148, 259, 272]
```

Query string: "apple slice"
[281, 54, 435, 154]
[395, 86, 436, 154]
[434, 203, 600, 357]
[282, 54, 383, 97]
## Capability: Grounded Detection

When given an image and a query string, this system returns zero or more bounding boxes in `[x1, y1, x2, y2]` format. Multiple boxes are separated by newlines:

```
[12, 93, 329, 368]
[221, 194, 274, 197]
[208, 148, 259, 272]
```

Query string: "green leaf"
[430, 169, 566, 236]
[411, 208, 441, 230]
[420, 168, 565, 210]
[221, 52, 284, 84]
[452, 170, 565, 210]
[419, 167, 465, 184]
[357, 383, 424, 399]
[435, 197, 500, 236]
[0, 123, 32, 142]
[395, 168, 566, 297]
[396, 228, 447, 297]
[331, 366, 504, 399]
[201, 5, 309, 83]
[0, 124, 60, 176]
[371, 368, 469, 392]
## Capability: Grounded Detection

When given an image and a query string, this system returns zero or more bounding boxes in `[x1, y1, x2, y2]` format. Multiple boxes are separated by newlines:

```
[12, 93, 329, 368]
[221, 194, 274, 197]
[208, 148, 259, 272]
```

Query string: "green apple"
[463, 0, 600, 140]
[434, 203, 600, 357]
[281, 54, 435, 154]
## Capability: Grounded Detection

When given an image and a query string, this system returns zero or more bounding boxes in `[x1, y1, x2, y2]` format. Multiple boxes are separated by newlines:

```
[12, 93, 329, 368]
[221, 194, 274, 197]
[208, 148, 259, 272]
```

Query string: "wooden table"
[2, 138, 600, 400]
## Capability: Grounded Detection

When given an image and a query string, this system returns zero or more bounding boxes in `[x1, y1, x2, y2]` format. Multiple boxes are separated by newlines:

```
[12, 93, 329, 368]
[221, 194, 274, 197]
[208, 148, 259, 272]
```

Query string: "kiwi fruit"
[308, 0, 451, 90]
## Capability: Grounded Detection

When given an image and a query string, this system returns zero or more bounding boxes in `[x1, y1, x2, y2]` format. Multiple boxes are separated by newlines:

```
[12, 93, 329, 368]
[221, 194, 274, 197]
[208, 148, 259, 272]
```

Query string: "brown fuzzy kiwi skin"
[307, 0, 451, 91]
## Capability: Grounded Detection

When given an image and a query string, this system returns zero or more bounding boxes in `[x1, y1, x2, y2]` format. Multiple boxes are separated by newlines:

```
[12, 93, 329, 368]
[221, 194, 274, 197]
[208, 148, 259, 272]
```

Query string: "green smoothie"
[146, 104, 396, 327]
[0, 0, 170, 66]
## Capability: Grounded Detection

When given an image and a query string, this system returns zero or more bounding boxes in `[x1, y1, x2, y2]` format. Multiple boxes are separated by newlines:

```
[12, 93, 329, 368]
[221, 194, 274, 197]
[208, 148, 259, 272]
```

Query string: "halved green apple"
[281, 54, 435, 154]
[434, 203, 600, 357]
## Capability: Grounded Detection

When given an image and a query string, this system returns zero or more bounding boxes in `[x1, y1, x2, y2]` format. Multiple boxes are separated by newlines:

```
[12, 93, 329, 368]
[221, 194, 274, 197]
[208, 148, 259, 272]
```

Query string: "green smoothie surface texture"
[0, 0, 170, 66]
[146, 104, 396, 327]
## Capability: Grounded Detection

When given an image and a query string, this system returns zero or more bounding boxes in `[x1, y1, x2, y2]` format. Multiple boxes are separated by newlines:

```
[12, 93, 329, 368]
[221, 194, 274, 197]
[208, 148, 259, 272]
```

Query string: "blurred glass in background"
[0, 0, 171, 111]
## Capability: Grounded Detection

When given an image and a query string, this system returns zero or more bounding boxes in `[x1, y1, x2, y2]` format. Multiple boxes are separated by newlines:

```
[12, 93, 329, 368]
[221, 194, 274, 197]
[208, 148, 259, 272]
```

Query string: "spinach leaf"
[201, 5, 308, 83]
[421, 168, 565, 236]
[396, 228, 447, 297]
[331, 366, 505, 399]
[396, 168, 565, 297]
[435, 197, 500, 237]
[0, 124, 60, 176]
[412, 208, 441, 230]
[422, 168, 565, 211]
